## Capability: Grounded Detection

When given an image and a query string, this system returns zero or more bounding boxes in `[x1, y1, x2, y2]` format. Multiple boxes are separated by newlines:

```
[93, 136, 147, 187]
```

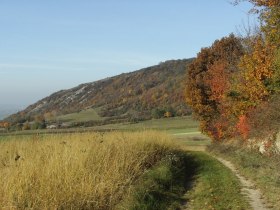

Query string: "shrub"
[248, 94, 280, 138]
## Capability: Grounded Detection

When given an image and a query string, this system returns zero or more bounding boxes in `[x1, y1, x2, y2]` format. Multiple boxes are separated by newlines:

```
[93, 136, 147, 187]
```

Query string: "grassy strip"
[208, 144, 280, 209]
[184, 152, 251, 210]
[0, 116, 198, 137]
[121, 151, 250, 210]
[119, 151, 196, 210]
[56, 107, 103, 122]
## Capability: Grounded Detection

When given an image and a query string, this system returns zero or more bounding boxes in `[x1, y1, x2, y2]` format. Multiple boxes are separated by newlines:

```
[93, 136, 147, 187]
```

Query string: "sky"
[0, 0, 257, 108]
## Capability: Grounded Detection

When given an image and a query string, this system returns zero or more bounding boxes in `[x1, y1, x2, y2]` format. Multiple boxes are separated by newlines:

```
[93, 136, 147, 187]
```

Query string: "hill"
[6, 58, 193, 127]
[0, 105, 22, 120]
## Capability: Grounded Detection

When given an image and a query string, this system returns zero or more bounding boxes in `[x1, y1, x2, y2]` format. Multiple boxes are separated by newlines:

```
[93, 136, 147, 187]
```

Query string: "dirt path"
[215, 156, 269, 210]
[176, 133, 270, 210]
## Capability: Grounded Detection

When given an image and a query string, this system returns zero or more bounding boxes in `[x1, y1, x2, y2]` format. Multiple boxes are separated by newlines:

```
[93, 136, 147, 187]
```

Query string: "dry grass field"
[0, 131, 179, 209]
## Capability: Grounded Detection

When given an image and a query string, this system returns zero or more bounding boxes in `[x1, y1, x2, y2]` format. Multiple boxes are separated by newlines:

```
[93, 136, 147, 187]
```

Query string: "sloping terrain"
[0, 105, 21, 120]
[7, 59, 193, 125]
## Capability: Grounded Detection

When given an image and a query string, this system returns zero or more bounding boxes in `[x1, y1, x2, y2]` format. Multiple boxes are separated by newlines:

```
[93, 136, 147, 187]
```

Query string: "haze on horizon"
[0, 0, 256, 110]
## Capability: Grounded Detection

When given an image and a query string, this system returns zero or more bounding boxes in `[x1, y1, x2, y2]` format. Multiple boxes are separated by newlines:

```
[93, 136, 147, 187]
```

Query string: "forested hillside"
[6, 59, 193, 127]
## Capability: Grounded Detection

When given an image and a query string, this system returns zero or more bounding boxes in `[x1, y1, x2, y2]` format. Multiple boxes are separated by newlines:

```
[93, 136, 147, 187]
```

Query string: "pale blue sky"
[0, 0, 256, 107]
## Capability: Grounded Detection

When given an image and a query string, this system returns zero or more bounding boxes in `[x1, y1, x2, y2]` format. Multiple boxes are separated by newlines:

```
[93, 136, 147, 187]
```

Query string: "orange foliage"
[186, 34, 244, 141]
[236, 115, 250, 140]
[186, 1, 280, 142]
[230, 33, 277, 130]
[206, 60, 229, 102]
[236, 0, 280, 7]
[0, 122, 10, 129]
[235, 0, 280, 48]
[208, 122, 226, 141]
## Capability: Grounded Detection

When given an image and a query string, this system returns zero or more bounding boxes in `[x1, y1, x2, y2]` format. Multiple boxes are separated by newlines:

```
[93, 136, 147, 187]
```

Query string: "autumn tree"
[186, 1, 280, 141]
[0, 121, 10, 130]
[234, 0, 280, 46]
[270, 49, 280, 92]
[236, 37, 274, 103]
[22, 122, 30, 130]
[186, 34, 244, 140]
[233, 0, 280, 138]
[234, 0, 280, 93]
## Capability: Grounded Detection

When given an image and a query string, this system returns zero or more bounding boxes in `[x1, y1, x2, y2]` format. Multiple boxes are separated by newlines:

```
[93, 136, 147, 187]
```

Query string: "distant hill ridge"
[7, 58, 194, 125]
[0, 105, 21, 120]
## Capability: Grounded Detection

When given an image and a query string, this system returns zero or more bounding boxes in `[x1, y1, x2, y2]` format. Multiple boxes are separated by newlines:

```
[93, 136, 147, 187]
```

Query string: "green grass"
[54, 109, 198, 133]
[94, 116, 199, 132]
[0, 135, 7, 141]
[119, 150, 193, 210]
[175, 133, 211, 146]
[120, 147, 249, 210]
[184, 152, 251, 210]
[1, 116, 199, 136]
[172, 132, 251, 209]
[208, 143, 280, 210]
[56, 108, 103, 122]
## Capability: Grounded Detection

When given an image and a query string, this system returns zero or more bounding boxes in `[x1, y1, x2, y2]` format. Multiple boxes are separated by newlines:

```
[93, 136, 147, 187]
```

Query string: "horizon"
[0, 0, 257, 110]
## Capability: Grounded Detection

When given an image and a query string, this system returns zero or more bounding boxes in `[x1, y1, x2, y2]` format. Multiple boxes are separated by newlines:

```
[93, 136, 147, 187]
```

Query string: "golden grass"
[0, 131, 178, 209]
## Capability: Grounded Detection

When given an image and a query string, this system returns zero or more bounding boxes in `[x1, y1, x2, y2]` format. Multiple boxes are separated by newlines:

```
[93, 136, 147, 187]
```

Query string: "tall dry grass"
[0, 131, 178, 209]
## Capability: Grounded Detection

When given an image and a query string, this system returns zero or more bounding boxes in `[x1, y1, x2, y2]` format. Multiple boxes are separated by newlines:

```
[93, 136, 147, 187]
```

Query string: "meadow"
[0, 116, 199, 136]
[0, 131, 183, 209]
[0, 119, 253, 210]
[56, 108, 103, 123]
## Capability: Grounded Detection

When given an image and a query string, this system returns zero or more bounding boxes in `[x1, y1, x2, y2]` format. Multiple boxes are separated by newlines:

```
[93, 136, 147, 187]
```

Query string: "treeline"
[186, 0, 280, 141]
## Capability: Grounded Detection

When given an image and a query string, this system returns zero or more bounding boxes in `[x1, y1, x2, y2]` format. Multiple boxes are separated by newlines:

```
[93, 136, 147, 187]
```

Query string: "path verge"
[215, 156, 269, 210]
